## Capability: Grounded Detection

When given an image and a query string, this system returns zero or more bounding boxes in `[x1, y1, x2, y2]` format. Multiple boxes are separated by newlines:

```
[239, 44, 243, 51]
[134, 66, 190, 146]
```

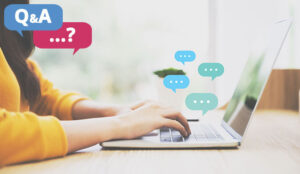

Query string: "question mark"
[66, 27, 76, 42]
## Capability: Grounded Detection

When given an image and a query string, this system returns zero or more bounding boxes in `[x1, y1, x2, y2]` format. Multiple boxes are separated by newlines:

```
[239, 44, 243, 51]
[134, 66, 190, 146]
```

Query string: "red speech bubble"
[33, 22, 92, 55]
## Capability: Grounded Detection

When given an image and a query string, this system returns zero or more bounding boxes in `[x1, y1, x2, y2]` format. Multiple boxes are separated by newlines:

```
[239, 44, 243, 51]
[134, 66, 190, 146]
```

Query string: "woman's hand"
[72, 100, 132, 119]
[115, 102, 191, 139]
[72, 99, 156, 119]
[63, 102, 190, 153]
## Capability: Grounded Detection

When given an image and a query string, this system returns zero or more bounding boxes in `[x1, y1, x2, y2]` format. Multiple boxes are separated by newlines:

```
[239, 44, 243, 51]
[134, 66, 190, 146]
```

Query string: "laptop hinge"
[221, 121, 242, 143]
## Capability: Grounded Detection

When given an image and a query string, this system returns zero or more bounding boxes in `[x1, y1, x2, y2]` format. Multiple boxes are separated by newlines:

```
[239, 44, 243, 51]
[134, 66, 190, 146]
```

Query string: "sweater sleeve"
[27, 60, 89, 120]
[0, 109, 68, 166]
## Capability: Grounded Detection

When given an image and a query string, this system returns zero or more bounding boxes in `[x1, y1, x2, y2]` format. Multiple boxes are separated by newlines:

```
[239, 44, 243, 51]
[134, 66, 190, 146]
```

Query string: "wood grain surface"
[1, 110, 300, 174]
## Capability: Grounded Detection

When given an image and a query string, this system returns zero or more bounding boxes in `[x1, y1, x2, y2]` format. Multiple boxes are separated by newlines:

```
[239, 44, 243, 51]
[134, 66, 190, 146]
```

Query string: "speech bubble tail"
[73, 48, 80, 55]
[211, 76, 216, 80]
[181, 62, 185, 65]
[202, 110, 208, 115]
[17, 30, 23, 37]
[172, 89, 177, 93]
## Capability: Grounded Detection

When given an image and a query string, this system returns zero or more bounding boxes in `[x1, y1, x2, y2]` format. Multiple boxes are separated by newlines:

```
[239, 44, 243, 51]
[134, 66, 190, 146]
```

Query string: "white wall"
[30, 0, 299, 106]
[215, 0, 297, 105]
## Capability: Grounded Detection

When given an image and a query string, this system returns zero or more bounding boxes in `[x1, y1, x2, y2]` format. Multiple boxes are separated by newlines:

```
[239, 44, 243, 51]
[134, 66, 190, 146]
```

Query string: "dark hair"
[0, 0, 41, 106]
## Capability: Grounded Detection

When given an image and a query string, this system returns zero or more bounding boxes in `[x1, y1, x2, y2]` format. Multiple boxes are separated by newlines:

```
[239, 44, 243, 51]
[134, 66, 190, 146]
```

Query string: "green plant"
[153, 67, 186, 78]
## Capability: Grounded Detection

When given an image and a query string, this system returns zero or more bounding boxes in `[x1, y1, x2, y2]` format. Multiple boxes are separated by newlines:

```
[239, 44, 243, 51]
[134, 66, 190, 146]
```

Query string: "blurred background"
[30, 0, 300, 108]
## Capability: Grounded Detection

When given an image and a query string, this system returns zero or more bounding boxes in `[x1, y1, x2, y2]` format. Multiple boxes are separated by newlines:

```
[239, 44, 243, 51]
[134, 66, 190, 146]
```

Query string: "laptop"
[101, 19, 292, 149]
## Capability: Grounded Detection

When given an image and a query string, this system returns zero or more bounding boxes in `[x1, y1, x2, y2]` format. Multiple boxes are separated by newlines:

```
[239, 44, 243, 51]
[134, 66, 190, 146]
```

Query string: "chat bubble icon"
[175, 50, 196, 65]
[4, 4, 63, 36]
[185, 93, 218, 115]
[163, 75, 190, 93]
[33, 22, 92, 55]
[198, 63, 224, 80]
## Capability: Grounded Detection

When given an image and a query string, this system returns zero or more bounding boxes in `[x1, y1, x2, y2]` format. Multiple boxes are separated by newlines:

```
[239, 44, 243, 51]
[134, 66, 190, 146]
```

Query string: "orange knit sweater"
[0, 48, 86, 166]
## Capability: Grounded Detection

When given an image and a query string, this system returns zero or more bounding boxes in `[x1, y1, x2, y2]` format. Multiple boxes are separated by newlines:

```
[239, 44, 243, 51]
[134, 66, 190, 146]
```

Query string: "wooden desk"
[1, 110, 300, 174]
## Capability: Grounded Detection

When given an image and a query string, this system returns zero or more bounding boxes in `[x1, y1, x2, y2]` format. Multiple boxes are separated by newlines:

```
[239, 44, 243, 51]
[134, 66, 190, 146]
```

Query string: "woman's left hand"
[72, 100, 155, 120]
[72, 100, 130, 119]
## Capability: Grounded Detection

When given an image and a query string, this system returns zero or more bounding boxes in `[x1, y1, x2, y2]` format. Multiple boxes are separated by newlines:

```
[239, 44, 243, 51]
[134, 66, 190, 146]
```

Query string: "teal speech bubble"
[198, 63, 224, 80]
[185, 93, 218, 115]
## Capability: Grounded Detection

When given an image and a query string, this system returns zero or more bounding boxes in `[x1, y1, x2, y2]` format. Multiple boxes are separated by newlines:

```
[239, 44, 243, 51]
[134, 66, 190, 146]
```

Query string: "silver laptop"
[101, 19, 292, 149]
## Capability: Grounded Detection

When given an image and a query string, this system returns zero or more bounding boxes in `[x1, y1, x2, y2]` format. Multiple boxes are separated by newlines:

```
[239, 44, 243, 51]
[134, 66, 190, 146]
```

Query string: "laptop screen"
[222, 19, 292, 136]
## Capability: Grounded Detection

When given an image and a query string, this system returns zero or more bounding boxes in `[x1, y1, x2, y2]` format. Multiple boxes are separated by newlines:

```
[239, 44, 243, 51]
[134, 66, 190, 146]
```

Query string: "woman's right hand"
[62, 102, 191, 153]
[114, 102, 191, 139]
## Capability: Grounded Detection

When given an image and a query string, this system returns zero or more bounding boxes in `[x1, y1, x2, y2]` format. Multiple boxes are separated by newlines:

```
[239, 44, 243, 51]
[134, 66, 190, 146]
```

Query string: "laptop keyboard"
[160, 124, 224, 143]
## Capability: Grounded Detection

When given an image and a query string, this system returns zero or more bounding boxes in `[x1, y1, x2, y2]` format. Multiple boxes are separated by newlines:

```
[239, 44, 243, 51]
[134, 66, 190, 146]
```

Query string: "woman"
[0, 0, 190, 166]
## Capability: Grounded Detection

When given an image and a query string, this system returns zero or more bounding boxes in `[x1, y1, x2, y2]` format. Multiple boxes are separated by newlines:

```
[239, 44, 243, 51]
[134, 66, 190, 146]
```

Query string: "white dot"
[175, 81, 178, 83]
[183, 55, 186, 57]
[50, 38, 54, 42]
[210, 68, 213, 71]
[200, 100, 204, 103]
[207, 100, 210, 103]
[193, 100, 197, 104]
[56, 38, 60, 42]
[188, 55, 191, 57]
[179, 55, 183, 57]
[169, 80, 173, 83]
[204, 68, 208, 71]
[180, 81, 183, 83]
[68, 38, 73, 42]
[215, 68, 218, 71]
[61, 38, 66, 42]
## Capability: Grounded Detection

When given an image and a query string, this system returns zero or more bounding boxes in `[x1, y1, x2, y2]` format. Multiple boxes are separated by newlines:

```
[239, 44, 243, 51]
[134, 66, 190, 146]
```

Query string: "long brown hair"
[0, 0, 41, 106]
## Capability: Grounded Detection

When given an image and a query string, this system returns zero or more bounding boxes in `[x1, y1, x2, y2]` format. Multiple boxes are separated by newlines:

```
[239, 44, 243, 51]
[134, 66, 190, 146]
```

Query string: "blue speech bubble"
[185, 93, 218, 115]
[198, 63, 224, 80]
[163, 75, 190, 93]
[4, 4, 63, 36]
[175, 50, 196, 65]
